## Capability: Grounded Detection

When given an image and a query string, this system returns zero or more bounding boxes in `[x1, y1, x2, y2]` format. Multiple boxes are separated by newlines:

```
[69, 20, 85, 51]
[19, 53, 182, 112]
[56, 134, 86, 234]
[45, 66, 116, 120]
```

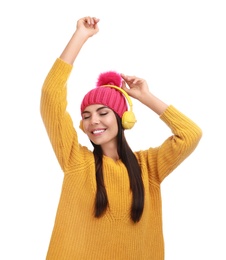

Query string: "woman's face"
[81, 104, 118, 147]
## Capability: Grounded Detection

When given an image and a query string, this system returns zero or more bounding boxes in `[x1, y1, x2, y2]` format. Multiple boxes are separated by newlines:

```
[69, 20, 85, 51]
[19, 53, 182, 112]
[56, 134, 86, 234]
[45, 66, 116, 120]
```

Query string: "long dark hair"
[91, 112, 144, 223]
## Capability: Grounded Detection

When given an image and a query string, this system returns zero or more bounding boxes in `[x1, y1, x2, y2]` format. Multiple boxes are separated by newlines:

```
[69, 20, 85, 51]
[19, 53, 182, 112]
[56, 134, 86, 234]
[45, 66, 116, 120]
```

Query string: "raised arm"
[60, 16, 100, 65]
[121, 74, 202, 182]
[40, 16, 99, 170]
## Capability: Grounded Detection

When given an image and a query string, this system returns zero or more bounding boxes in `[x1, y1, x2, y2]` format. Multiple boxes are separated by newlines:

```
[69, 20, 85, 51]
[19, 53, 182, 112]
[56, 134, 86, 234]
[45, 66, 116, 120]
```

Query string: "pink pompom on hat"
[80, 71, 128, 118]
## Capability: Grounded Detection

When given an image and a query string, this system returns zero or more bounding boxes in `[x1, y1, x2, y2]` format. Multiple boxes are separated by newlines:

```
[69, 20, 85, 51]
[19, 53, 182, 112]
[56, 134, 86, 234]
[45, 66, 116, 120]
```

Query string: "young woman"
[40, 16, 202, 260]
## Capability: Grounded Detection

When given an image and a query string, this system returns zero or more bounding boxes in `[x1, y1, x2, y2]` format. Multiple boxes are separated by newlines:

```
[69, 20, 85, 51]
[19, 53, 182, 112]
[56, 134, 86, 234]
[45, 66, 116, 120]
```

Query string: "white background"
[1, 0, 226, 259]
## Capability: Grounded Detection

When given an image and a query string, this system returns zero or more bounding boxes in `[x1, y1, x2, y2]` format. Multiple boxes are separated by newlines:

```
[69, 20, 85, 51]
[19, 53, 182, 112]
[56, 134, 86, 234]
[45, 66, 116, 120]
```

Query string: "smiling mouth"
[92, 129, 106, 135]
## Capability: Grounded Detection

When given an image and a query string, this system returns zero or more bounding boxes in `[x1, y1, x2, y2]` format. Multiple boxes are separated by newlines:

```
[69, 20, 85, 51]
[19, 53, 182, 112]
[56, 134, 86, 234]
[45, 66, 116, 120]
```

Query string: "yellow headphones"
[102, 85, 136, 129]
[79, 85, 136, 131]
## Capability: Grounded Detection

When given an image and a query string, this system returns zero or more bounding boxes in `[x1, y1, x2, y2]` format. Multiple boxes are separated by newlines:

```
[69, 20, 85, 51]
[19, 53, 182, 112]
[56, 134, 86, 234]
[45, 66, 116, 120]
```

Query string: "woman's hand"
[121, 74, 150, 101]
[59, 16, 100, 65]
[121, 73, 168, 115]
[76, 16, 100, 39]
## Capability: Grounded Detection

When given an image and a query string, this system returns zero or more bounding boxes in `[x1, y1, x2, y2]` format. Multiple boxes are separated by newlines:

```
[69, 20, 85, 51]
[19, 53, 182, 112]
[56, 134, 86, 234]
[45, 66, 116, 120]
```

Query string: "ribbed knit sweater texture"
[40, 58, 202, 260]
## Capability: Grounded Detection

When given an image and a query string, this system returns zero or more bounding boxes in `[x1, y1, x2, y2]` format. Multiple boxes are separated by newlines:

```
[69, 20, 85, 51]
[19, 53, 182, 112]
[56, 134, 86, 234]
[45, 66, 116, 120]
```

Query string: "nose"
[90, 114, 100, 125]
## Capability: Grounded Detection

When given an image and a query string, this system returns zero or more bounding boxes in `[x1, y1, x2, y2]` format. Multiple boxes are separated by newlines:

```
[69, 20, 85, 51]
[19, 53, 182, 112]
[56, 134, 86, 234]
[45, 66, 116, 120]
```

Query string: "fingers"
[84, 16, 100, 26]
[121, 73, 134, 84]
[121, 73, 143, 85]
[121, 80, 128, 91]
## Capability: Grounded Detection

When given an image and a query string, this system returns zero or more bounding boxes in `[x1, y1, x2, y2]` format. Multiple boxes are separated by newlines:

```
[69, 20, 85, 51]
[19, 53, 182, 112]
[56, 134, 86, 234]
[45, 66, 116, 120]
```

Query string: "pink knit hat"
[80, 71, 128, 118]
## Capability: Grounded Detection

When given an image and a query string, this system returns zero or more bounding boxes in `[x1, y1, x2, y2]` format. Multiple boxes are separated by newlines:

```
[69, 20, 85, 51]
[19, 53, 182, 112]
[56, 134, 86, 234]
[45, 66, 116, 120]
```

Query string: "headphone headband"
[102, 85, 133, 109]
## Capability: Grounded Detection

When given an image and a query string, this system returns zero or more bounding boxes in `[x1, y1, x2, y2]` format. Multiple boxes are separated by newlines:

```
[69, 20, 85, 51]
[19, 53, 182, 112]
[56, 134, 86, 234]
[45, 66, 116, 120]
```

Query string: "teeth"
[93, 129, 105, 134]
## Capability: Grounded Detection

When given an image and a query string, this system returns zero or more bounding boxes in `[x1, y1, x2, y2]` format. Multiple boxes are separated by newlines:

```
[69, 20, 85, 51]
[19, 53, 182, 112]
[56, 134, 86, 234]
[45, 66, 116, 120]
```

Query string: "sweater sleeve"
[40, 58, 89, 171]
[138, 105, 202, 184]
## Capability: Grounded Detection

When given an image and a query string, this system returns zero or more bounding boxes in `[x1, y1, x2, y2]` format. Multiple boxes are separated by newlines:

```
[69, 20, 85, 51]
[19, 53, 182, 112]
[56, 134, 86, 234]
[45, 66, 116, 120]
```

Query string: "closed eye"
[82, 114, 91, 120]
[100, 112, 108, 116]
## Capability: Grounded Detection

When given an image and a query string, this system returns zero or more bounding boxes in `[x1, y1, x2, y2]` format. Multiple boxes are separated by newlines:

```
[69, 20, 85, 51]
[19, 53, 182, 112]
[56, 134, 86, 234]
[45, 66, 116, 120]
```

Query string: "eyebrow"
[82, 106, 109, 114]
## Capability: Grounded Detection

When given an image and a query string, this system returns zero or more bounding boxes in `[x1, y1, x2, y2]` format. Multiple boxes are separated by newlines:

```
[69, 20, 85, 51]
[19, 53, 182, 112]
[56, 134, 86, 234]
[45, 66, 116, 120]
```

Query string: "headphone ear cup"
[122, 111, 137, 129]
[79, 120, 85, 132]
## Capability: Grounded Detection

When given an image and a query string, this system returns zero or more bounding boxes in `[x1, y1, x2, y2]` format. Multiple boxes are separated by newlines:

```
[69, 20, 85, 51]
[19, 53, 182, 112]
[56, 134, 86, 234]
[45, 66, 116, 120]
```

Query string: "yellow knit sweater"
[40, 58, 202, 260]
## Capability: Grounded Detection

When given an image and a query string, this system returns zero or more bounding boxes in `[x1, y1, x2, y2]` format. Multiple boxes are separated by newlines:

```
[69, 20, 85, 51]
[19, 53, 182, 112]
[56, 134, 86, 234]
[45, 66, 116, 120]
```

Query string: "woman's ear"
[79, 120, 85, 132]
